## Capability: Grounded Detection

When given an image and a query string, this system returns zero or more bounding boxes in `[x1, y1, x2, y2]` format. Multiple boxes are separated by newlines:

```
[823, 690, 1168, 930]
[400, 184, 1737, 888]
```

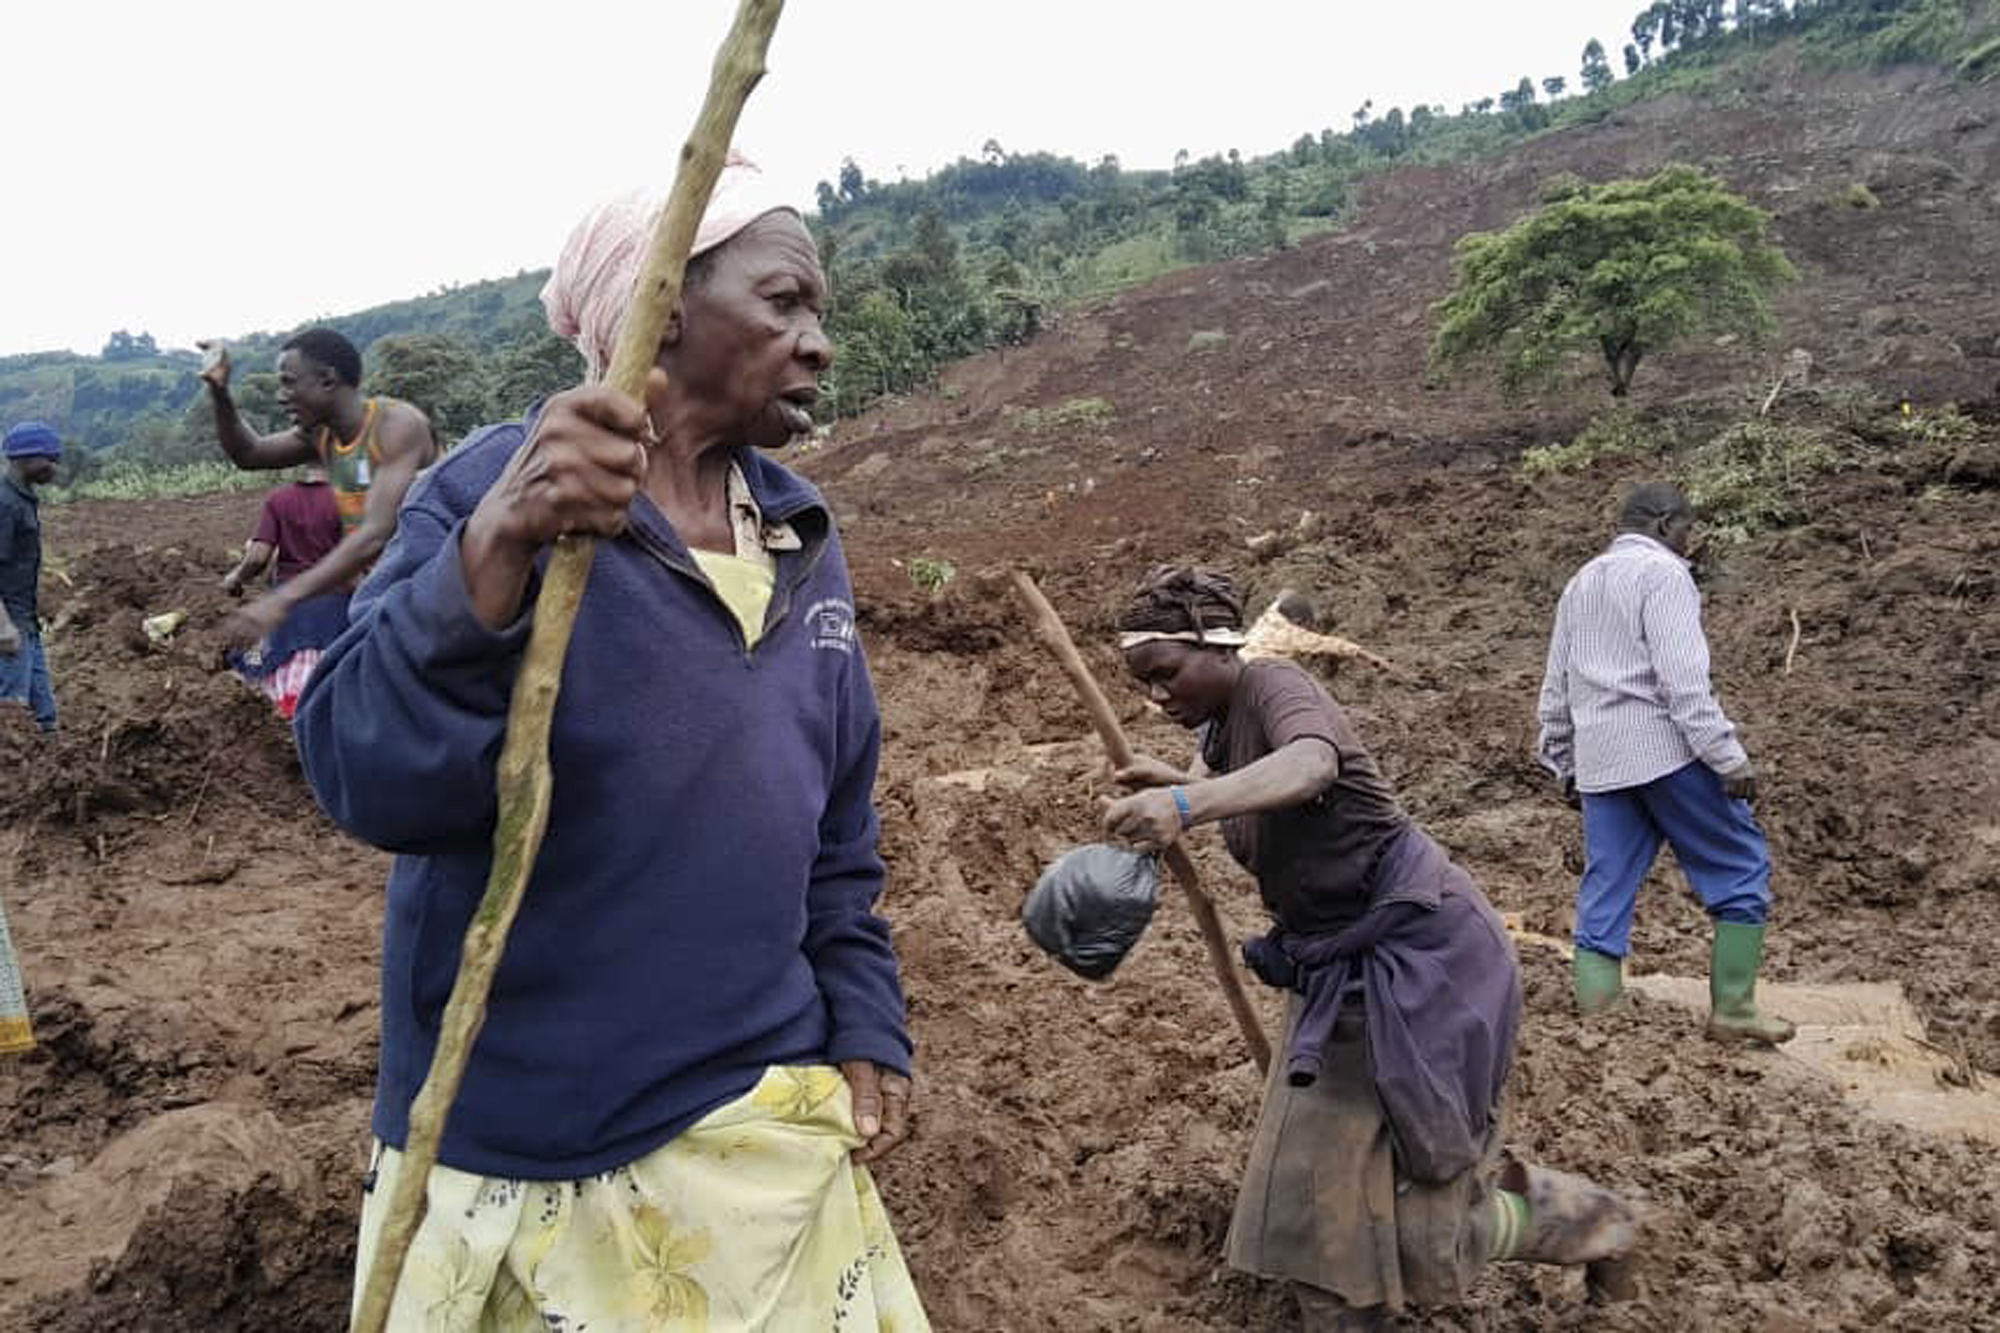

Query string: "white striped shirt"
[1536, 533, 1749, 793]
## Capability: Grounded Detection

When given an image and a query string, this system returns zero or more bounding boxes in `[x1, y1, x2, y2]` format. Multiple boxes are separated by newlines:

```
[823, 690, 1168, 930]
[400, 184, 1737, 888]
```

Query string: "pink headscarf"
[540, 153, 799, 381]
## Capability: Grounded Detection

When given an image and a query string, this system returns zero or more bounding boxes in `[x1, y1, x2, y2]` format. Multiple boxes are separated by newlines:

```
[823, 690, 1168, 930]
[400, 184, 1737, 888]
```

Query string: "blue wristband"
[1170, 785, 1194, 829]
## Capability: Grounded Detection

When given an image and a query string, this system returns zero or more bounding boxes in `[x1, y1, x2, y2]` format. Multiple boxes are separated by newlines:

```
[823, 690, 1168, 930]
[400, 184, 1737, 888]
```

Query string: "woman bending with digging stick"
[1102, 567, 1636, 1331]
[296, 160, 927, 1330]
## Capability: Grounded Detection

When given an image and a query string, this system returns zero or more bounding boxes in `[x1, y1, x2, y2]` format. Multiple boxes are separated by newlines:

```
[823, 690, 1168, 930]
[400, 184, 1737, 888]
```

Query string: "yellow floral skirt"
[0, 890, 32, 1055]
[352, 1065, 930, 1331]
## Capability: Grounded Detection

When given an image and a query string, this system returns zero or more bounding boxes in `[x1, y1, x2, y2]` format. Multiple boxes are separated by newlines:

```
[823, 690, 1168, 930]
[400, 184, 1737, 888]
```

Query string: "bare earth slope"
[3, 55, 1997, 1332]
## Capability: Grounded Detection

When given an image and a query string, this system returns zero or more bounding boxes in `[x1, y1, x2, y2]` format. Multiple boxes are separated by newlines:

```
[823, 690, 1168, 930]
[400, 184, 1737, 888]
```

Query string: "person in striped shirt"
[1536, 482, 1794, 1045]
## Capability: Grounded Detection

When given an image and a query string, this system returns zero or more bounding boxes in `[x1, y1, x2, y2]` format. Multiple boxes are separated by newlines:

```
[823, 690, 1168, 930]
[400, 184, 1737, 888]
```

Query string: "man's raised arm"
[199, 344, 317, 471]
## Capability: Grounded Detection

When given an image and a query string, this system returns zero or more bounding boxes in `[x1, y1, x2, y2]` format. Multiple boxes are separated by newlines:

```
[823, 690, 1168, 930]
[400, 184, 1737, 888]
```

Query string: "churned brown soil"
[3, 53, 1998, 1333]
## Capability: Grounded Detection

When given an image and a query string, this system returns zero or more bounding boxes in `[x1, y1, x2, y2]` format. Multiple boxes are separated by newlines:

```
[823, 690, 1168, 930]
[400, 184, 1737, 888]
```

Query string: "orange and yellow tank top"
[314, 397, 392, 535]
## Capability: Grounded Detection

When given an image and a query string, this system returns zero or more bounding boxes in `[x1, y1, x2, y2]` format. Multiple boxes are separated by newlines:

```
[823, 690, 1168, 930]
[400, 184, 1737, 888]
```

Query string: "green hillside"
[7, 0, 1990, 500]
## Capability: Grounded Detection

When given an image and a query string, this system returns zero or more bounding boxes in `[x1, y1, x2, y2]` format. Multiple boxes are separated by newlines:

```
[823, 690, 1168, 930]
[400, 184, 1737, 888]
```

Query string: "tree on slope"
[1581, 38, 1616, 92]
[367, 333, 489, 444]
[1430, 165, 1795, 398]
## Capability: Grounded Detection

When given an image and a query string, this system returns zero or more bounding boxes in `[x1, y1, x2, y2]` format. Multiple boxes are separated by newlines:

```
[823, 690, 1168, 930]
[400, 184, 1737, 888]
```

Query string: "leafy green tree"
[367, 332, 490, 444]
[1257, 188, 1290, 249]
[1582, 38, 1616, 91]
[101, 329, 160, 361]
[1543, 75, 1568, 98]
[1739, 0, 1790, 32]
[837, 157, 866, 204]
[1654, 2, 1681, 51]
[1501, 77, 1550, 130]
[117, 414, 200, 468]
[1633, 7, 1660, 60]
[872, 207, 990, 375]
[1431, 165, 1796, 397]
[983, 254, 1044, 345]
[989, 201, 1031, 259]
[825, 288, 924, 407]
[217, 368, 288, 436]
[911, 207, 957, 276]
[1171, 173, 1223, 259]
[489, 332, 585, 420]
[1360, 107, 1410, 157]
[1624, 42, 1644, 74]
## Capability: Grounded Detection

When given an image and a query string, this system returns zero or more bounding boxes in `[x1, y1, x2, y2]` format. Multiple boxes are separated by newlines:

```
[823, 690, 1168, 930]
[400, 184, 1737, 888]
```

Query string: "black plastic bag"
[1021, 843, 1162, 980]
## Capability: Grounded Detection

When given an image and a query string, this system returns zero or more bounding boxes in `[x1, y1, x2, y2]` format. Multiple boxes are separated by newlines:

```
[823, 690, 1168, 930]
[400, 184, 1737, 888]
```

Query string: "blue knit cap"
[3, 421, 61, 459]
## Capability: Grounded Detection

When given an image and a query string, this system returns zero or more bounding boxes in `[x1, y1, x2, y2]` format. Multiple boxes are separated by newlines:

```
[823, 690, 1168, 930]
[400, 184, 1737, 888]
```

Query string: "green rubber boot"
[1706, 922, 1796, 1045]
[1572, 947, 1626, 1017]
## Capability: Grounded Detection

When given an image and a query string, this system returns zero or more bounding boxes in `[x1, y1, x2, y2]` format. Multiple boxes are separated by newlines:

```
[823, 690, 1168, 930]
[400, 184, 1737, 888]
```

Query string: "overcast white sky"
[0, 0, 1644, 358]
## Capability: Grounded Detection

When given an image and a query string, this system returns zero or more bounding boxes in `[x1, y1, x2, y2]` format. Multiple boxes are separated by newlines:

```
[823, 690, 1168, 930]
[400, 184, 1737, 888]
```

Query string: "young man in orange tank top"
[200, 327, 436, 649]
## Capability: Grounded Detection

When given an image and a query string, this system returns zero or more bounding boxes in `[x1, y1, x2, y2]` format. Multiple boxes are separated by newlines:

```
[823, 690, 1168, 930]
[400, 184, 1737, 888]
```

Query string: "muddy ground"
[4, 53, 2000, 1333]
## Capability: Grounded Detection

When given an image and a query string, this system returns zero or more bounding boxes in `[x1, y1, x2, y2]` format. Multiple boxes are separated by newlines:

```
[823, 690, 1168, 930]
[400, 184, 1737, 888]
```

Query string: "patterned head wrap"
[540, 153, 799, 381]
[1115, 566, 1249, 650]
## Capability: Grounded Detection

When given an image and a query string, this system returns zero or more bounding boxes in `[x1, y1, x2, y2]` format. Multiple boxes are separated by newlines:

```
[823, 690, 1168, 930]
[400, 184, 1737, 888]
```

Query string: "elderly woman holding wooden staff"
[1102, 566, 1636, 1331]
[295, 157, 928, 1331]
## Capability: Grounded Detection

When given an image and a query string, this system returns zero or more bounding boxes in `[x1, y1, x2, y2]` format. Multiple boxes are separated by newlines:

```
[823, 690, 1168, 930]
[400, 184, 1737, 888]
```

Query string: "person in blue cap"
[0, 421, 62, 732]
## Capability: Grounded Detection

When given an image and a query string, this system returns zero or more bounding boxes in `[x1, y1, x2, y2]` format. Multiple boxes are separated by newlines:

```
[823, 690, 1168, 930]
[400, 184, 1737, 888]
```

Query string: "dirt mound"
[3, 540, 303, 851]
[9, 1103, 364, 1333]
[22, 1171, 357, 1333]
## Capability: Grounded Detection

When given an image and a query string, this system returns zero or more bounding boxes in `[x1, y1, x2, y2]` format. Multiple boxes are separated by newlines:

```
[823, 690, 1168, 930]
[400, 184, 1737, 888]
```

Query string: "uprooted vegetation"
[1518, 385, 1997, 546]
[1521, 407, 1681, 476]
[1683, 418, 1862, 544]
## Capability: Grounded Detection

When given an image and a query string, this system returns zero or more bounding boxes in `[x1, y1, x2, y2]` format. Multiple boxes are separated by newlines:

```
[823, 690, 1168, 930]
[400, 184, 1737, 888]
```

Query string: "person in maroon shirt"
[222, 465, 351, 719]
[221, 464, 342, 594]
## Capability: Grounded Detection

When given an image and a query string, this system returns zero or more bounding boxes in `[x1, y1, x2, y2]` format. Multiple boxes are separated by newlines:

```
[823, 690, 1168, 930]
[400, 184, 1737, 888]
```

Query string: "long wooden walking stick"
[1010, 571, 1272, 1075]
[350, 4, 785, 1329]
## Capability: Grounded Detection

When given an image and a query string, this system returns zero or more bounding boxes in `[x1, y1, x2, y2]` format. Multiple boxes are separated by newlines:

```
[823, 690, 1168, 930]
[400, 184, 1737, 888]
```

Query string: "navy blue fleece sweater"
[294, 418, 910, 1178]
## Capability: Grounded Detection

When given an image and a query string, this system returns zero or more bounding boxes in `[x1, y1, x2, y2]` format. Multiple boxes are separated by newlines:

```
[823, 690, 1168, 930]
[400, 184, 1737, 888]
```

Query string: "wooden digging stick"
[349, 4, 785, 1329]
[1010, 571, 1272, 1075]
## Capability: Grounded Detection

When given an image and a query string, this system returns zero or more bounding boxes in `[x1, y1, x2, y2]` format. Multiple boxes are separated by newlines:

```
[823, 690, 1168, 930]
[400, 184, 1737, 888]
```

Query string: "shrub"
[1002, 397, 1116, 435]
[1898, 404, 1983, 446]
[904, 556, 957, 593]
[1521, 409, 1677, 475]
[1684, 421, 1854, 544]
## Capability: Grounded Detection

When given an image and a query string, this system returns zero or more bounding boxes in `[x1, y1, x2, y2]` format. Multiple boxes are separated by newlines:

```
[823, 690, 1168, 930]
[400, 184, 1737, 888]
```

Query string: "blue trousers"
[0, 631, 57, 731]
[1575, 760, 1768, 958]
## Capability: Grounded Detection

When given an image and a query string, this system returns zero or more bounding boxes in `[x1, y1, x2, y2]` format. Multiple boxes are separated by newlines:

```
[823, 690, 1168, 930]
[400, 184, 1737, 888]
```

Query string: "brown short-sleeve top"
[1200, 658, 1409, 933]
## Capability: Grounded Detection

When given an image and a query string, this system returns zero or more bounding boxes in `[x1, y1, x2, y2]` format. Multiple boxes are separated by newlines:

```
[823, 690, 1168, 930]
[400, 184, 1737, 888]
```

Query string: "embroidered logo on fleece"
[807, 598, 857, 654]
